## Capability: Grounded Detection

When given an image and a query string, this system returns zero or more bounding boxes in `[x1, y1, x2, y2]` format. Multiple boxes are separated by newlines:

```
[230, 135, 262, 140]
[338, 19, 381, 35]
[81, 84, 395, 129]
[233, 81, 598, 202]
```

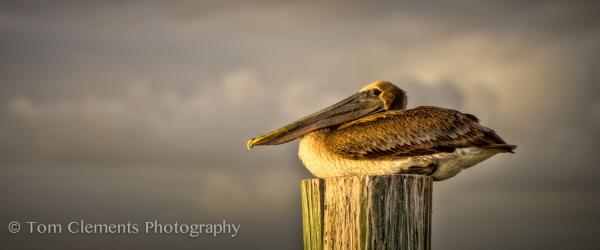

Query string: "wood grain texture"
[302, 179, 324, 250]
[301, 175, 432, 250]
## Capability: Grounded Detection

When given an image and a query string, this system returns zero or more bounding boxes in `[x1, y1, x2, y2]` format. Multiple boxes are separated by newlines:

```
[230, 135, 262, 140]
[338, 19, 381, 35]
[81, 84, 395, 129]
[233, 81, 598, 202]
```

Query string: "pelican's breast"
[298, 129, 502, 180]
[298, 130, 424, 178]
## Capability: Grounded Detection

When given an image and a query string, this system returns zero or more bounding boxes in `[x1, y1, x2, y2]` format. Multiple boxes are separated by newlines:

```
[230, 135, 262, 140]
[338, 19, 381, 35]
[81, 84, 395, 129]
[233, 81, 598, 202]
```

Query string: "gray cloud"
[1, 1, 599, 249]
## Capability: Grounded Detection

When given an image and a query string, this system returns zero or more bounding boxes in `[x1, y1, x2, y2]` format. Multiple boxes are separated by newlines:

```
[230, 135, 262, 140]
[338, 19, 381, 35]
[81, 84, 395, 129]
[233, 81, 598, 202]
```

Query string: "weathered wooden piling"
[301, 174, 432, 250]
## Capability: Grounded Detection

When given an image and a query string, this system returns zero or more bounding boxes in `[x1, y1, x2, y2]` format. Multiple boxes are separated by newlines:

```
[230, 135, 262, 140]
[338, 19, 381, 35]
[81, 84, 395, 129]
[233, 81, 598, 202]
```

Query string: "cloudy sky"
[1, 1, 599, 249]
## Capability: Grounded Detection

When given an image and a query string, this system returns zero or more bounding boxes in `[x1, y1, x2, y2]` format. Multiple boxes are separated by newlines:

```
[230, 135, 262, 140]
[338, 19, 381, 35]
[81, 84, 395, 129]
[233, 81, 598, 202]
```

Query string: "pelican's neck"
[300, 128, 331, 150]
[298, 128, 338, 178]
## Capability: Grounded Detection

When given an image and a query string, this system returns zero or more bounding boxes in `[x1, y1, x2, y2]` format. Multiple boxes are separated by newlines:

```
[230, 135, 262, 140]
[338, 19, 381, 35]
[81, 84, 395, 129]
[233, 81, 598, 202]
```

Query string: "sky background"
[1, 1, 599, 249]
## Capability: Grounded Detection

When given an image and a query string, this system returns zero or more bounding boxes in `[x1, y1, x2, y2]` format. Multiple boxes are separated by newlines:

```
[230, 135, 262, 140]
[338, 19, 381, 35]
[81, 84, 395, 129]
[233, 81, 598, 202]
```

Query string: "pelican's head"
[359, 80, 407, 110]
[247, 81, 407, 149]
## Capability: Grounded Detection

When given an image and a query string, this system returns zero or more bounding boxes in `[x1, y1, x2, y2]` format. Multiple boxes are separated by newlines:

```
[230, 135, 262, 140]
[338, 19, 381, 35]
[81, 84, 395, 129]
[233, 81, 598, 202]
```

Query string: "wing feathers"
[326, 106, 513, 159]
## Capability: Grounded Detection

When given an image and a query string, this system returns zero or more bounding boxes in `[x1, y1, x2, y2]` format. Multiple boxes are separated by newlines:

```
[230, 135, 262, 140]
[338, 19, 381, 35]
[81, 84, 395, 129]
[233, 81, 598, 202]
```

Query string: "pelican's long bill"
[246, 90, 384, 149]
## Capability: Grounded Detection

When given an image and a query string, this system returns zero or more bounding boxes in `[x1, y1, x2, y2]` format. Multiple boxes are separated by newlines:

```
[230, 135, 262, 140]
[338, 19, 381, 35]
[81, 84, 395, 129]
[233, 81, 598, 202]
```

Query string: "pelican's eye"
[371, 89, 381, 96]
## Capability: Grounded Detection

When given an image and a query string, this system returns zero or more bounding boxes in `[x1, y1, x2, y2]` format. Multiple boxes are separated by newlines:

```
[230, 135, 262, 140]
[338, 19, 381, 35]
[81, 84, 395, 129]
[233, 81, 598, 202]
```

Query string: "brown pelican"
[247, 81, 515, 181]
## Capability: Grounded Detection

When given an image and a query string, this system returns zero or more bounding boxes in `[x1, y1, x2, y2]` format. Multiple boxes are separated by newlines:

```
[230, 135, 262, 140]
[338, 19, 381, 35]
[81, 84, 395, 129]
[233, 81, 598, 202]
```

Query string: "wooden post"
[301, 175, 432, 250]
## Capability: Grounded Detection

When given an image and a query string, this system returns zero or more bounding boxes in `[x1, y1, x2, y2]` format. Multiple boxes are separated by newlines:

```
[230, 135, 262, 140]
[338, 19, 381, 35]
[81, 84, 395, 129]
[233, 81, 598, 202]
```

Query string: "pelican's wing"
[328, 106, 515, 158]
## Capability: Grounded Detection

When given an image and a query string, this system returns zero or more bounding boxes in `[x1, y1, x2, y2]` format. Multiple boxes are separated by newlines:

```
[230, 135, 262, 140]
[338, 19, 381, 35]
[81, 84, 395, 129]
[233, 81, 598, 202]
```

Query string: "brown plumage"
[247, 81, 516, 180]
[327, 106, 514, 159]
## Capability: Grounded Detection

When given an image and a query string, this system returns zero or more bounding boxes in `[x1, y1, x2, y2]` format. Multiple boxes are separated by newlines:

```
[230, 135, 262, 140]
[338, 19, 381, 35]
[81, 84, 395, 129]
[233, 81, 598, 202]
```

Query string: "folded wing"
[327, 106, 515, 159]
